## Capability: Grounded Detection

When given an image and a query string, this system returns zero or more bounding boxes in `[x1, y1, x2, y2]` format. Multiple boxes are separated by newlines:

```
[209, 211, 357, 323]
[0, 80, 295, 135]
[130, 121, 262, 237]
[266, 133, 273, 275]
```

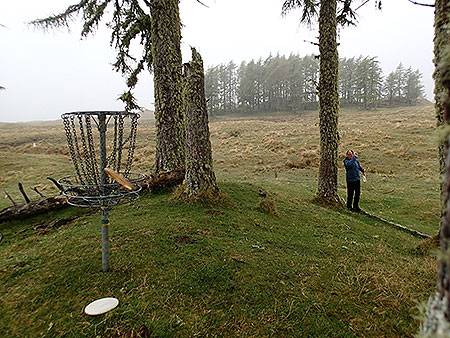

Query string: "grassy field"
[0, 105, 441, 337]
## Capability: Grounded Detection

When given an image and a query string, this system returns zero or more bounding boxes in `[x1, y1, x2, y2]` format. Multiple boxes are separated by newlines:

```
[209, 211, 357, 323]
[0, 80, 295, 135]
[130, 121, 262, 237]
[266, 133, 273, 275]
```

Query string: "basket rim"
[57, 172, 146, 189]
[61, 111, 140, 118]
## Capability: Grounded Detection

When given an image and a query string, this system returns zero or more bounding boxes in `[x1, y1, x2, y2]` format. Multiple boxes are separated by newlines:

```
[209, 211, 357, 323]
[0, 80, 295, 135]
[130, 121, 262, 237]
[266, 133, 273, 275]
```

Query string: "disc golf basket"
[58, 111, 145, 272]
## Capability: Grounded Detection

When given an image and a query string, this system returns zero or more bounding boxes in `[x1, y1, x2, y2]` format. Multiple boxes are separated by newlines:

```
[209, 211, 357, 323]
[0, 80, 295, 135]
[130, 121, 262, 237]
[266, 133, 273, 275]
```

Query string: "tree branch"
[18, 182, 31, 204]
[3, 190, 16, 206]
[354, 0, 370, 11]
[31, 187, 46, 198]
[407, 0, 435, 7]
[196, 0, 209, 7]
[47, 177, 64, 192]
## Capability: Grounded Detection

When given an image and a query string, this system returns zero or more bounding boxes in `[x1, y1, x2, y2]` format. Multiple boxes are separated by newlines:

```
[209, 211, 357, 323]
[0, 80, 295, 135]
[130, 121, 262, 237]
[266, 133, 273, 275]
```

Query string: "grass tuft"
[257, 197, 279, 216]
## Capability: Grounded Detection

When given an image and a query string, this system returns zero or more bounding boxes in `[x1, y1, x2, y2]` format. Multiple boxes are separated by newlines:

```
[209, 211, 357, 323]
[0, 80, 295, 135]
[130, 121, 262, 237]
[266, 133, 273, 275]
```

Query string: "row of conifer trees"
[204, 54, 425, 114]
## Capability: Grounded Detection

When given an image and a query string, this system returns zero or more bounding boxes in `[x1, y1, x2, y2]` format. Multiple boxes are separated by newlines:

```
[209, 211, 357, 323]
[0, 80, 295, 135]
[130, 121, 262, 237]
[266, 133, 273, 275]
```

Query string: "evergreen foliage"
[32, 0, 190, 174]
[31, 0, 152, 111]
[205, 54, 425, 114]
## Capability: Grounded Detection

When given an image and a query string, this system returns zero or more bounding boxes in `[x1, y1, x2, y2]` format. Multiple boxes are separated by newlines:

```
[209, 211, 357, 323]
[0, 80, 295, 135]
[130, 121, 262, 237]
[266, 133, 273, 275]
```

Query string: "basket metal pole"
[99, 113, 110, 272]
[101, 207, 109, 272]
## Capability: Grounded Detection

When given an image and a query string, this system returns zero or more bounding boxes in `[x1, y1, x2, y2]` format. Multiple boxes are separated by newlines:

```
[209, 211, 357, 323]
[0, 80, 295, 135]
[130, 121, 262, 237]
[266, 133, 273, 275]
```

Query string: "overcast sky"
[0, 0, 435, 122]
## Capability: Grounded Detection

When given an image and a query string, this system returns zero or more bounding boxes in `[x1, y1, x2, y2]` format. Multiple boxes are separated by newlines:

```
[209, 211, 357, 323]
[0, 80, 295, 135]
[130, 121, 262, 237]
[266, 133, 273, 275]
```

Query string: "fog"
[0, 0, 435, 122]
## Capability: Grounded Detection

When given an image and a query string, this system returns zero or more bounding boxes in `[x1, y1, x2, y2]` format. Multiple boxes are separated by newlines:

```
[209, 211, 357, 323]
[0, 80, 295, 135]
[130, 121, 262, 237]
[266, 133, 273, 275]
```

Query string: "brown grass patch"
[285, 149, 319, 169]
[257, 197, 279, 216]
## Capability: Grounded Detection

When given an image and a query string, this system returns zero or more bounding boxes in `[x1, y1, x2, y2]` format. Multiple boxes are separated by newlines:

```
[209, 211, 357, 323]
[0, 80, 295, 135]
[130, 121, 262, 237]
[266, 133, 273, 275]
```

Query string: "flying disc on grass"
[84, 297, 119, 316]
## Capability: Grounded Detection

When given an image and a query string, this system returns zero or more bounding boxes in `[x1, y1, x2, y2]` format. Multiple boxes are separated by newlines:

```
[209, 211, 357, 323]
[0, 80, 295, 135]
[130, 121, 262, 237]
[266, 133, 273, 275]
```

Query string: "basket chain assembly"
[59, 111, 143, 208]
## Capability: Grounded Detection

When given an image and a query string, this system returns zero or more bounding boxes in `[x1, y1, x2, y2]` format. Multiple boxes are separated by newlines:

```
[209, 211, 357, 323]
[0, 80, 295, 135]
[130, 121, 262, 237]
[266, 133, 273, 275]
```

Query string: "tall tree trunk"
[437, 0, 450, 317]
[182, 48, 219, 199]
[150, 0, 185, 173]
[422, 1, 450, 335]
[316, 0, 340, 202]
[436, 0, 450, 196]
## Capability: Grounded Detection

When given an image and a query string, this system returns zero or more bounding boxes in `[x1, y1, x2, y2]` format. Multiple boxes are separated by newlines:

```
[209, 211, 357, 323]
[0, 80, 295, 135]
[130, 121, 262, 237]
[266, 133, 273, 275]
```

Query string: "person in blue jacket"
[344, 149, 366, 212]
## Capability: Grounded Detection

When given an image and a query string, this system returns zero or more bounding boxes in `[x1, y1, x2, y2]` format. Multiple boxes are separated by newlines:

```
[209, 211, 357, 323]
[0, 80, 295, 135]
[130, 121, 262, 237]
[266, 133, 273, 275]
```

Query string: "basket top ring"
[61, 111, 140, 119]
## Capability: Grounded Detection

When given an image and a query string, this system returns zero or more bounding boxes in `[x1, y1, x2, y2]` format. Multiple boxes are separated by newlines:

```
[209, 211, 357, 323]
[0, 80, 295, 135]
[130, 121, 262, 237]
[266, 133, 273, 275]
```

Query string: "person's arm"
[353, 152, 365, 174]
[357, 161, 365, 174]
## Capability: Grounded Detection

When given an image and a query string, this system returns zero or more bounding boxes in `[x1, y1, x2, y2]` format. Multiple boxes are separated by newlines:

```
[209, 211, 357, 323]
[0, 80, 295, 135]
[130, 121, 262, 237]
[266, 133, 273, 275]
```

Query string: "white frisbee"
[84, 297, 119, 316]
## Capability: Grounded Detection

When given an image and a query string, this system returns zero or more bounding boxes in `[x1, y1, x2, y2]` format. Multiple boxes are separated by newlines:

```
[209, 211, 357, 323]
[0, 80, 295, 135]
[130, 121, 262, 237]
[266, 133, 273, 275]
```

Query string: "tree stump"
[182, 48, 219, 200]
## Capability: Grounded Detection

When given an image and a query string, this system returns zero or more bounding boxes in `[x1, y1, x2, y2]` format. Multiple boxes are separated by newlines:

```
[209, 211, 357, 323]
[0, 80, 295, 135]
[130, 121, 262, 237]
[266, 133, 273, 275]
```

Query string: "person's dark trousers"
[346, 180, 361, 210]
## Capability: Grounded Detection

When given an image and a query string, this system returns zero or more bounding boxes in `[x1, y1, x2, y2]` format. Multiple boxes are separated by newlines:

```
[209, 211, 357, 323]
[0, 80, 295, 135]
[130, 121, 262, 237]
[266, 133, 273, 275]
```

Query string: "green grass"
[0, 105, 440, 337]
[0, 182, 437, 337]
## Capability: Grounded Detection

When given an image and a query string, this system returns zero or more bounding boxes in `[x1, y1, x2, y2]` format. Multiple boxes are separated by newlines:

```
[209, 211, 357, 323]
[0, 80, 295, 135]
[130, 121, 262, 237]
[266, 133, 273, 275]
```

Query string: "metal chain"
[63, 116, 85, 185]
[71, 115, 89, 185]
[85, 115, 100, 186]
[116, 115, 124, 173]
[61, 111, 140, 205]
[78, 115, 96, 186]
[110, 115, 118, 170]
[124, 114, 139, 176]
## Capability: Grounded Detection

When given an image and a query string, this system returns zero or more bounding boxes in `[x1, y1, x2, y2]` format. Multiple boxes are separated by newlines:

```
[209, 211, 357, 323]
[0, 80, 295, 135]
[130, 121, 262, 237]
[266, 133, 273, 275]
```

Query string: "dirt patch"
[204, 210, 225, 215]
[173, 235, 196, 244]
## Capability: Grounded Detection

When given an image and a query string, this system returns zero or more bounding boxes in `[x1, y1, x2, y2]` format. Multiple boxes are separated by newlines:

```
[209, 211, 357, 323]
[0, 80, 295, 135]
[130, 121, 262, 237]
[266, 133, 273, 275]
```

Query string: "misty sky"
[0, 0, 435, 122]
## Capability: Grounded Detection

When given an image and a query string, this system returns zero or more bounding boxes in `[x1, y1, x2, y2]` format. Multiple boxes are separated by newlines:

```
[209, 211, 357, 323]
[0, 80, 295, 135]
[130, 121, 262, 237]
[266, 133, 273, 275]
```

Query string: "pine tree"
[204, 66, 220, 115]
[354, 57, 383, 109]
[404, 68, 424, 105]
[383, 72, 396, 106]
[420, 1, 450, 334]
[393, 63, 406, 100]
[150, 0, 185, 173]
[238, 60, 257, 111]
[435, 0, 450, 322]
[31, 0, 189, 174]
[282, 0, 358, 203]
[315, 0, 340, 202]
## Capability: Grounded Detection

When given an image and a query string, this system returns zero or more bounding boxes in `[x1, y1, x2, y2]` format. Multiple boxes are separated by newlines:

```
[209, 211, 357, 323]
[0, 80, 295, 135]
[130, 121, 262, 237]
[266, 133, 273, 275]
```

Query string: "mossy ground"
[0, 106, 440, 337]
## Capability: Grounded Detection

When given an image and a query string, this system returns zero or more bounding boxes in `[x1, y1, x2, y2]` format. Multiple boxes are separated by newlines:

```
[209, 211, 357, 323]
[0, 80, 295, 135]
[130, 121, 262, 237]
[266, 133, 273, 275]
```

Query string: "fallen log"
[0, 169, 185, 223]
[360, 210, 431, 239]
[140, 168, 185, 190]
[0, 195, 68, 223]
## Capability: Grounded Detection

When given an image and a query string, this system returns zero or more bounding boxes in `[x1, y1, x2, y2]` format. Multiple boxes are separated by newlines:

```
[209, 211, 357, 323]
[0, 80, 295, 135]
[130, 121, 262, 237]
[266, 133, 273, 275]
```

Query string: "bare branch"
[31, 187, 46, 198]
[304, 39, 319, 46]
[354, 0, 370, 11]
[3, 190, 16, 206]
[47, 177, 64, 192]
[18, 182, 31, 204]
[196, 0, 209, 7]
[407, 0, 435, 7]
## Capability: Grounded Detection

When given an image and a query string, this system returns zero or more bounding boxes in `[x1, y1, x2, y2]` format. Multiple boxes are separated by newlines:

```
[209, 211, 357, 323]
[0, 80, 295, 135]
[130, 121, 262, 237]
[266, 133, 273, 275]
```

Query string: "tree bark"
[316, 0, 340, 202]
[141, 168, 185, 190]
[0, 196, 68, 223]
[422, 1, 450, 334]
[437, 0, 450, 317]
[150, 0, 185, 173]
[435, 0, 450, 196]
[182, 48, 219, 199]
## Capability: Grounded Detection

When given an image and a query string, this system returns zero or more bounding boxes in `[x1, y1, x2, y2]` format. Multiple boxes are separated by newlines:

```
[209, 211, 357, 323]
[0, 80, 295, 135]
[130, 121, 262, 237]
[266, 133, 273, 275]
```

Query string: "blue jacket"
[344, 156, 365, 182]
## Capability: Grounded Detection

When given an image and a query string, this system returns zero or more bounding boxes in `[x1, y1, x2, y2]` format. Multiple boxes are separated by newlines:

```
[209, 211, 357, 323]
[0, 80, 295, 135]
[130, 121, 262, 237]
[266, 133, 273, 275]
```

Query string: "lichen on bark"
[150, 0, 185, 174]
[181, 48, 219, 200]
[316, 0, 340, 202]
[436, 0, 450, 191]
[423, 4, 450, 335]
